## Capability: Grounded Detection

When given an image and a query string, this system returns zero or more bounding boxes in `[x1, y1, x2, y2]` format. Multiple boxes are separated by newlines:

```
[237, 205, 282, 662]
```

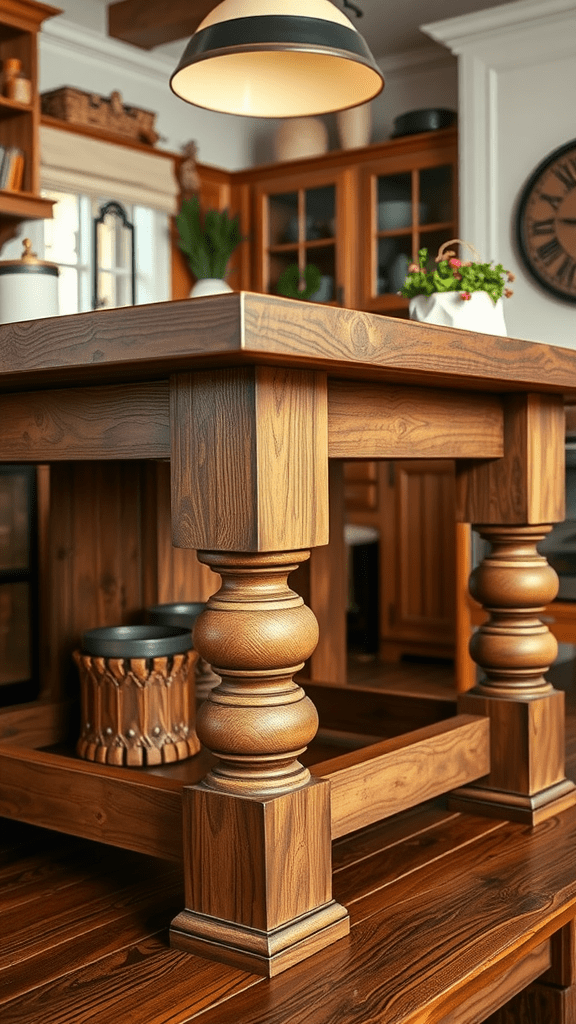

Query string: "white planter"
[409, 291, 507, 336]
[336, 102, 372, 150]
[189, 279, 233, 298]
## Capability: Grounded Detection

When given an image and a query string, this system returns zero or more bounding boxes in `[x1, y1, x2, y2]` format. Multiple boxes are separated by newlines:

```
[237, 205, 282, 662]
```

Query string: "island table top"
[0, 292, 575, 397]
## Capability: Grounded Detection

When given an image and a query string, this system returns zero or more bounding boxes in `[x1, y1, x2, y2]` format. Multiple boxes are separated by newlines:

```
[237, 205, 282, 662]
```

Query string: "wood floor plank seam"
[0, 876, 183, 971]
[336, 816, 509, 913]
[0, 923, 171, 1005]
[331, 809, 463, 874]
[0, 936, 263, 1024]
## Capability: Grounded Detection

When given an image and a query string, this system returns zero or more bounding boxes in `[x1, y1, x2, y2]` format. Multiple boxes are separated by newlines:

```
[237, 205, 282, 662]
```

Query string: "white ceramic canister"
[0, 238, 59, 323]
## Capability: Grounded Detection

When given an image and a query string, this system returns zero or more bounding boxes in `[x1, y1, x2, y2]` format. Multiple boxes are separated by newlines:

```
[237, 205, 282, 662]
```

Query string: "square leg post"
[168, 367, 349, 976]
[452, 393, 576, 825]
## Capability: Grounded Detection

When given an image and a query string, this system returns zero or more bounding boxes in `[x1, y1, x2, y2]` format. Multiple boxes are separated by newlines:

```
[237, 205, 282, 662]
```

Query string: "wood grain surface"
[300, 461, 347, 685]
[0, 700, 72, 747]
[2, 294, 576, 397]
[0, 382, 170, 460]
[313, 714, 490, 839]
[456, 393, 565, 524]
[0, 375, 506, 464]
[328, 380, 503, 458]
[305, 680, 456, 738]
[170, 366, 328, 551]
[0, 744, 200, 860]
[6, 798, 576, 1023]
[41, 462, 154, 703]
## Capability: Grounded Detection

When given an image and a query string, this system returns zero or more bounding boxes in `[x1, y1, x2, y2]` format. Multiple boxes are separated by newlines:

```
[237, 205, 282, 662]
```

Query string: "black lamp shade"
[170, 1, 384, 118]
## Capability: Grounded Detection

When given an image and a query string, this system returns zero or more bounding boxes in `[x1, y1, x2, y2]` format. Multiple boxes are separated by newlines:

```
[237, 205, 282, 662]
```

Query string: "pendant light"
[170, 0, 384, 118]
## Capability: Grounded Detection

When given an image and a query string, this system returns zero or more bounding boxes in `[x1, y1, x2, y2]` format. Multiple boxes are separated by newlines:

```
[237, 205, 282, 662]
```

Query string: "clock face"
[516, 139, 576, 303]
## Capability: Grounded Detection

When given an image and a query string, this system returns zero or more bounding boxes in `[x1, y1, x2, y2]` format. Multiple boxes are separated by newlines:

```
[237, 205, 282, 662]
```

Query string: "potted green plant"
[400, 239, 514, 336]
[276, 262, 323, 300]
[175, 196, 245, 297]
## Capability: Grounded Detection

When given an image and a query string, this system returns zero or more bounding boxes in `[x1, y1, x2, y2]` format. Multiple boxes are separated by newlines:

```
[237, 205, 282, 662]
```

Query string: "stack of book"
[0, 146, 24, 191]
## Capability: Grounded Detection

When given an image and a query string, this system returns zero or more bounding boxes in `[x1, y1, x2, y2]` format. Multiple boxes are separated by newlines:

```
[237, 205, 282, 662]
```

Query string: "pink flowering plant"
[400, 239, 514, 304]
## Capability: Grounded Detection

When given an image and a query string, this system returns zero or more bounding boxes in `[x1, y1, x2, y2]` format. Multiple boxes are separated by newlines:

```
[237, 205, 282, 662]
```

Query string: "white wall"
[39, 5, 260, 169]
[423, 0, 576, 348]
[40, 4, 457, 170]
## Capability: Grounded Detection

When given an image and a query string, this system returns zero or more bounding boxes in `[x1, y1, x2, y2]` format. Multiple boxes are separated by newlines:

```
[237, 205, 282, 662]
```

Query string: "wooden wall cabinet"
[345, 459, 456, 661]
[235, 126, 457, 314]
[173, 128, 457, 314]
[0, 0, 58, 248]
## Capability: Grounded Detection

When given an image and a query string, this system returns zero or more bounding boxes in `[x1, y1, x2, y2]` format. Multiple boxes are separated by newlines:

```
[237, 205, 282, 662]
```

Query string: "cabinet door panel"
[386, 461, 456, 650]
[359, 130, 458, 315]
[251, 164, 356, 308]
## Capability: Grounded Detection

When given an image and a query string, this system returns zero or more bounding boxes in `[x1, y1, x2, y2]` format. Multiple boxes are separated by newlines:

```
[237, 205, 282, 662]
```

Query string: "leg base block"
[449, 778, 576, 825]
[170, 899, 350, 977]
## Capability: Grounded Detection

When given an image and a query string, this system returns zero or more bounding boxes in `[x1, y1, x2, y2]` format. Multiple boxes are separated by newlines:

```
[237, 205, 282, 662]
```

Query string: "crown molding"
[41, 16, 176, 86]
[422, 0, 576, 57]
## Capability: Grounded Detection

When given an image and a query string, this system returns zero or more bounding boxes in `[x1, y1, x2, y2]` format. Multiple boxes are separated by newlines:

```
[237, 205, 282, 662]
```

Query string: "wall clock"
[516, 139, 576, 303]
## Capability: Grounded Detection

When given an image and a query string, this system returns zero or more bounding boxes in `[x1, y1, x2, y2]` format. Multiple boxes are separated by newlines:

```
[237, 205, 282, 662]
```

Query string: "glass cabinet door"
[374, 165, 455, 302]
[258, 176, 342, 305]
[361, 138, 458, 314]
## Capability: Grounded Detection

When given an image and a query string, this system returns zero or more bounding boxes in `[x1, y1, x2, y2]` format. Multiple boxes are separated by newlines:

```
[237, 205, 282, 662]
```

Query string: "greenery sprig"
[399, 239, 514, 304]
[276, 263, 322, 301]
[176, 196, 245, 281]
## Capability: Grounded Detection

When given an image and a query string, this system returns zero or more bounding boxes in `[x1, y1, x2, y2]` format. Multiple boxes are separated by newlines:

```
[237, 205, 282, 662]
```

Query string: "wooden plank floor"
[2, 656, 576, 1024]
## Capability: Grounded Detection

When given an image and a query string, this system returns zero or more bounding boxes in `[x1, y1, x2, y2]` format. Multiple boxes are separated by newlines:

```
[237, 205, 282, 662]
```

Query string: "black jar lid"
[81, 624, 192, 659]
[146, 602, 205, 629]
[0, 237, 59, 277]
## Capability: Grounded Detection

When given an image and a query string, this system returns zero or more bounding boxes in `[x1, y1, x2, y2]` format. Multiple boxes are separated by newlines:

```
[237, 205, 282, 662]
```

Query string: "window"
[4, 189, 171, 315]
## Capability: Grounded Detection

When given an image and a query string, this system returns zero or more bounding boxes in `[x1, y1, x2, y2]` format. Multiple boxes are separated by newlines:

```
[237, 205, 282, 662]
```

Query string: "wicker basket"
[41, 87, 159, 145]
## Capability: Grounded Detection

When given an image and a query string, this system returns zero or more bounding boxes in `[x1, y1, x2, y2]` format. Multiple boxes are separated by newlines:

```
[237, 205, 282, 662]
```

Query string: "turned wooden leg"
[169, 549, 349, 976]
[168, 365, 344, 974]
[450, 525, 576, 824]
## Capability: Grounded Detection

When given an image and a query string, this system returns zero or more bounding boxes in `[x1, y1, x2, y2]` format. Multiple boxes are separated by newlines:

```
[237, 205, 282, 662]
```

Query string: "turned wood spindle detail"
[193, 549, 320, 796]
[469, 525, 559, 697]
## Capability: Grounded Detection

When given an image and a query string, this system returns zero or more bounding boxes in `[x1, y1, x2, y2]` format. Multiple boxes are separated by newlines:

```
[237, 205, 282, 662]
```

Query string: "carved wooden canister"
[74, 625, 200, 767]
[146, 602, 221, 701]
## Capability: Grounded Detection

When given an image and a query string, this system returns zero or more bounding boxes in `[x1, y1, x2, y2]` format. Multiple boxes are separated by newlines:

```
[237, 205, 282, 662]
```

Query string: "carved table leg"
[168, 365, 347, 975]
[450, 524, 576, 824]
[170, 549, 349, 976]
[454, 393, 576, 824]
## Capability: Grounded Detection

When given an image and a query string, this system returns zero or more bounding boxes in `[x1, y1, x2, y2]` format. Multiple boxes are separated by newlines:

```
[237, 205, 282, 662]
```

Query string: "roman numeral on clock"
[536, 236, 564, 265]
[539, 193, 563, 212]
[531, 218, 555, 235]
[554, 159, 576, 192]
[555, 256, 576, 290]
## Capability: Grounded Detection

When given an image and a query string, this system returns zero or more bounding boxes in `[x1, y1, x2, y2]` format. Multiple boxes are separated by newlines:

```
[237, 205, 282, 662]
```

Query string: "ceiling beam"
[107, 0, 215, 50]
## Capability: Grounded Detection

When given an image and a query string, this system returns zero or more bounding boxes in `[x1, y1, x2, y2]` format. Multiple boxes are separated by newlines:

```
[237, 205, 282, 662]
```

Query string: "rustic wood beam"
[312, 714, 490, 840]
[107, 0, 213, 50]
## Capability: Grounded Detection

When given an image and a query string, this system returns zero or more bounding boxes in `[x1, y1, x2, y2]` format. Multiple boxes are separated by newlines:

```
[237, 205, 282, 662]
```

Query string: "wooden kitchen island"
[2, 292, 576, 1021]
